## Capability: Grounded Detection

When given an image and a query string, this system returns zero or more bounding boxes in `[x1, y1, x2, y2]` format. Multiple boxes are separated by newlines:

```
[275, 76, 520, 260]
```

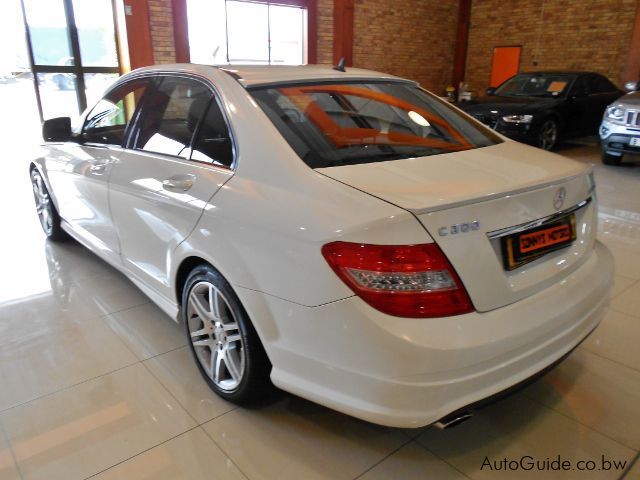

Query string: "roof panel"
[130, 63, 415, 87]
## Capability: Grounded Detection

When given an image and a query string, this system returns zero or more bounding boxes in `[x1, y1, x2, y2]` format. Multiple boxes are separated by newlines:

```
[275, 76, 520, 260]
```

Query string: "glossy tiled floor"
[2, 124, 640, 478]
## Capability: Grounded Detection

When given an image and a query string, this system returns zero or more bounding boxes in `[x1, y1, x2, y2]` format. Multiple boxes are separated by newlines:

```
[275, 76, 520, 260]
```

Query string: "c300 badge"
[438, 221, 480, 237]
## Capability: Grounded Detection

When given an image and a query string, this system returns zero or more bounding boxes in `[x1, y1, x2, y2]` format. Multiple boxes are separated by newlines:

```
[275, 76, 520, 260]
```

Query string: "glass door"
[20, 0, 120, 121]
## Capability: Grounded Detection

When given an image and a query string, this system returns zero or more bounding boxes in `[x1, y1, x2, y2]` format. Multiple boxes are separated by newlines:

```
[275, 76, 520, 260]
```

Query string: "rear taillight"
[321, 242, 474, 318]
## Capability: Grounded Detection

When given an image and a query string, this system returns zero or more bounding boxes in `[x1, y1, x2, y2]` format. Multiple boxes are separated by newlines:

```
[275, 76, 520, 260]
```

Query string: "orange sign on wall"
[490, 46, 522, 87]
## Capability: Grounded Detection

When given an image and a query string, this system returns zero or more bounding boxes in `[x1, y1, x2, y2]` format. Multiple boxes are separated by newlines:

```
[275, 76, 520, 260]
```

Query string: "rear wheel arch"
[175, 256, 211, 307]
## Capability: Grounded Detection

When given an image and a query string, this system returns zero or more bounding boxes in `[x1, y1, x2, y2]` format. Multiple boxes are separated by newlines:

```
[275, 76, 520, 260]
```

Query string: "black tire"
[602, 151, 622, 166]
[30, 168, 68, 241]
[182, 264, 272, 405]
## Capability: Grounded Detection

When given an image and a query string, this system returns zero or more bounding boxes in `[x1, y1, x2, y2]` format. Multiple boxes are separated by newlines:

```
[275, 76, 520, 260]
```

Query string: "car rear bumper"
[236, 241, 613, 428]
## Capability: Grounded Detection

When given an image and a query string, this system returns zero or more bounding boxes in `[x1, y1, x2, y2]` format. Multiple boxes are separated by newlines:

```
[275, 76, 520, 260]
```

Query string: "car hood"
[612, 92, 640, 107]
[316, 140, 587, 213]
[459, 95, 561, 116]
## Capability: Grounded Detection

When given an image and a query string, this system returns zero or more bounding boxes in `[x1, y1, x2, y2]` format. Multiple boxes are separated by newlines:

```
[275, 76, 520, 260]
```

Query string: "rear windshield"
[249, 82, 502, 168]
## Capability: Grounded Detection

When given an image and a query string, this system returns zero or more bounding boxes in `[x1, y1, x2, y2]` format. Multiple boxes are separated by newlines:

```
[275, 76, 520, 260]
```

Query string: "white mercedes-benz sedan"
[29, 64, 613, 428]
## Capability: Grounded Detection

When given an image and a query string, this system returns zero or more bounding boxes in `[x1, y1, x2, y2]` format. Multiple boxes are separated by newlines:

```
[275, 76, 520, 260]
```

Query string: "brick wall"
[466, 0, 637, 95]
[317, 0, 334, 64]
[148, 0, 176, 64]
[352, 0, 459, 93]
[142, 0, 456, 92]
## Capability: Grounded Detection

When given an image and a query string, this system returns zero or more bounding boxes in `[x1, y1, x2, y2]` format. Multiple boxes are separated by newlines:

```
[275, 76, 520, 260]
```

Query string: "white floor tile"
[103, 303, 186, 361]
[0, 315, 138, 411]
[523, 349, 640, 450]
[202, 396, 409, 480]
[610, 276, 637, 299]
[581, 309, 640, 372]
[417, 393, 635, 480]
[611, 281, 640, 318]
[359, 441, 467, 480]
[144, 346, 236, 424]
[0, 427, 20, 480]
[91, 427, 247, 480]
[68, 271, 151, 317]
[1, 363, 196, 480]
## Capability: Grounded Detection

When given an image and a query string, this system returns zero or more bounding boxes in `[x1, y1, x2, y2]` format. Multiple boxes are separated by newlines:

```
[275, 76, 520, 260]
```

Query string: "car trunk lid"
[317, 141, 597, 312]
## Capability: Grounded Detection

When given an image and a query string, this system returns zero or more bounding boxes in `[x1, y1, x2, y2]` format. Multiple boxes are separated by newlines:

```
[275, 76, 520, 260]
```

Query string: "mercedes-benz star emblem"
[553, 187, 566, 210]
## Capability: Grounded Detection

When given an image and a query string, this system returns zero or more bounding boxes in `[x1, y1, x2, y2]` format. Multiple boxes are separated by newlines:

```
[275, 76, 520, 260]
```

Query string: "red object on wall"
[490, 46, 521, 87]
[333, 0, 354, 66]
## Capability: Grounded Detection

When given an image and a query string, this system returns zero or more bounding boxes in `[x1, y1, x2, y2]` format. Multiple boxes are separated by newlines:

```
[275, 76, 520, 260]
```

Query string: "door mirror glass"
[624, 81, 638, 92]
[486, 87, 496, 96]
[42, 117, 72, 142]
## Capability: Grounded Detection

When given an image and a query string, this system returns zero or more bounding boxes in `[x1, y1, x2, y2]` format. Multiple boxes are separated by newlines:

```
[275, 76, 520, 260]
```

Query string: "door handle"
[89, 162, 108, 175]
[162, 174, 195, 192]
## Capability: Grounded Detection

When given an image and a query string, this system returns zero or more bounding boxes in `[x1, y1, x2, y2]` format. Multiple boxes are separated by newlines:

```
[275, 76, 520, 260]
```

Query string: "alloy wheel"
[31, 170, 53, 235]
[187, 281, 245, 391]
[538, 120, 558, 150]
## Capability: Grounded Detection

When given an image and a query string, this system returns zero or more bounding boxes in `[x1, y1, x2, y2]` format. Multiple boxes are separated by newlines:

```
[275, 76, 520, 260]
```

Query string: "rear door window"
[588, 74, 618, 94]
[190, 98, 234, 168]
[250, 82, 502, 168]
[133, 77, 212, 158]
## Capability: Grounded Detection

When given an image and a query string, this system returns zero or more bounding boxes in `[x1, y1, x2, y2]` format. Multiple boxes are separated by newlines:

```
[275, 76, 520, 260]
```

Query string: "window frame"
[124, 72, 238, 171]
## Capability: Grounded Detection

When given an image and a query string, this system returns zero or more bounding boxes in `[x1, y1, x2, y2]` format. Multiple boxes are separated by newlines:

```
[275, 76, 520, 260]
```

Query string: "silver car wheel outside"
[31, 170, 53, 235]
[187, 281, 245, 391]
[539, 120, 558, 150]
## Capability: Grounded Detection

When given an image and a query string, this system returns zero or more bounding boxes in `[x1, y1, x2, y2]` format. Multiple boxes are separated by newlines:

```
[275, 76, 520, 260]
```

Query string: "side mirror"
[486, 87, 496, 96]
[624, 81, 638, 92]
[42, 117, 72, 142]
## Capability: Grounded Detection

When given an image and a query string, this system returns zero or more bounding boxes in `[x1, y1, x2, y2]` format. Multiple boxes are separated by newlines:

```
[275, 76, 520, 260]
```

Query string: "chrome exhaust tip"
[433, 412, 473, 430]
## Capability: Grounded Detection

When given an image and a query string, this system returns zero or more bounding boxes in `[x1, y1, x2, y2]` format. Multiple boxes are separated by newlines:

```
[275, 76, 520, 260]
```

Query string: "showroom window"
[187, 0, 308, 65]
[20, 0, 120, 121]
